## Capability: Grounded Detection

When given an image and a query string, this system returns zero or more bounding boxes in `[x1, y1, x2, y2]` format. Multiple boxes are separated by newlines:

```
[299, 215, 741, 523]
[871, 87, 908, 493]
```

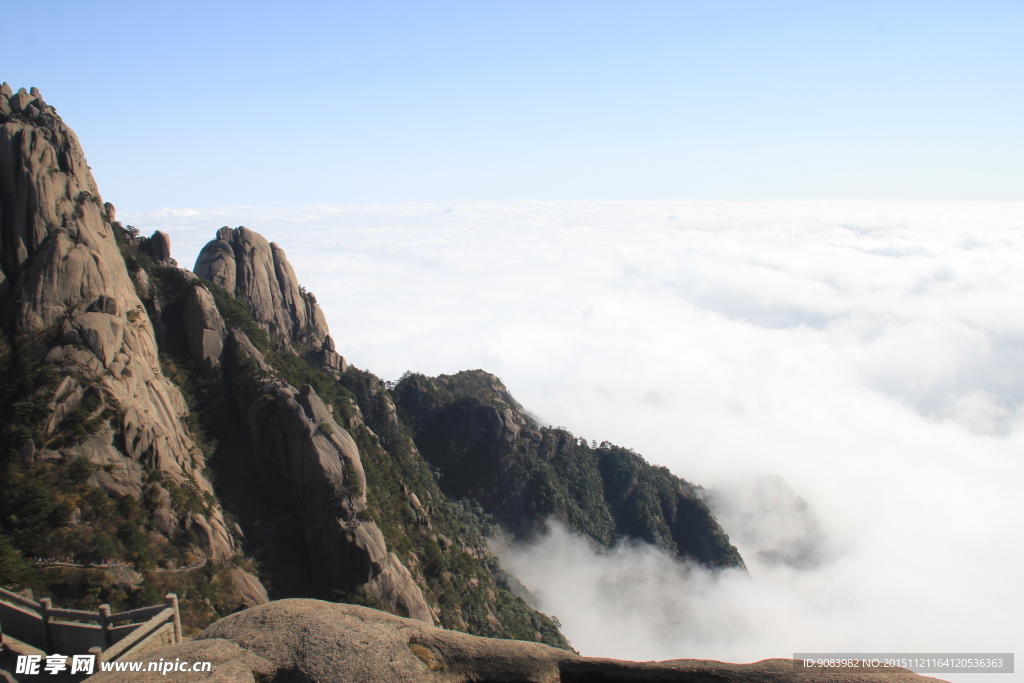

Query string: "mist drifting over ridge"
[127, 200, 1023, 680]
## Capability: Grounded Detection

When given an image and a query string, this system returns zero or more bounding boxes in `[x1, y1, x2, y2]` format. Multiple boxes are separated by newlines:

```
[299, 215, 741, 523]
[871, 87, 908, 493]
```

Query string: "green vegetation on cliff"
[1, 203, 738, 652]
[0, 225, 265, 632]
[394, 370, 745, 570]
[341, 367, 567, 645]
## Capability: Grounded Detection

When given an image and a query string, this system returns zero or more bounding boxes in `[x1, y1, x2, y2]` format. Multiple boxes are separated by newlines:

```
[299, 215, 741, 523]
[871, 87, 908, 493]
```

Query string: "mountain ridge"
[1, 82, 740, 654]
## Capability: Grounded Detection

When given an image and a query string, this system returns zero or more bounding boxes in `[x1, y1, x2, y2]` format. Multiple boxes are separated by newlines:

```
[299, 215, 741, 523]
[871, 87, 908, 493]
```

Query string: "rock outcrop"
[194, 226, 345, 372]
[85, 599, 951, 683]
[183, 284, 227, 372]
[230, 568, 271, 607]
[0, 85, 236, 561]
[146, 229, 172, 264]
[226, 327, 431, 622]
[186, 222, 426, 620]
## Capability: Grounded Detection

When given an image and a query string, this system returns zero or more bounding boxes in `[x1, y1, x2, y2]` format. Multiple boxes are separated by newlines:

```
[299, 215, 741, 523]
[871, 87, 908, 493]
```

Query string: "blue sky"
[4, 1, 1023, 206]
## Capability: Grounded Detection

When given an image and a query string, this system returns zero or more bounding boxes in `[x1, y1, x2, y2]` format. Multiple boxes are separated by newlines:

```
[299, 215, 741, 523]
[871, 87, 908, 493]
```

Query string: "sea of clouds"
[124, 201, 1023, 682]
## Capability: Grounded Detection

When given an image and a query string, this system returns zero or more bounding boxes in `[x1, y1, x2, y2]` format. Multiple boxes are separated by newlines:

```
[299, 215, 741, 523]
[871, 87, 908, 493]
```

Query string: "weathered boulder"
[184, 284, 227, 371]
[105, 565, 144, 591]
[86, 638, 275, 683]
[66, 425, 146, 499]
[6, 229, 125, 331]
[318, 333, 348, 375]
[147, 230, 172, 264]
[42, 376, 85, 437]
[8, 87, 35, 113]
[67, 311, 124, 366]
[84, 599, 951, 683]
[227, 332, 429, 621]
[231, 568, 270, 607]
[194, 226, 334, 354]
[153, 506, 179, 536]
[133, 266, 149, 296]
[193, 227, 237, 292]
[186, 513, 235, 562]
[229, 367, 360, 527]
[366, 551, 435, 624]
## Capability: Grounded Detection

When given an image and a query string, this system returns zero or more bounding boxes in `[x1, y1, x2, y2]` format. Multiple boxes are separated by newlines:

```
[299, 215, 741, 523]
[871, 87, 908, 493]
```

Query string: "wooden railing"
[0, 587, 181, 661]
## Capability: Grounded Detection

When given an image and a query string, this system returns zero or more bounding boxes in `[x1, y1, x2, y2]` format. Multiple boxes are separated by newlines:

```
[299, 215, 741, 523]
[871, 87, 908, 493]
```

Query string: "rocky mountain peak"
[0, 83, 237, 562]
[194, 225, 345, 373]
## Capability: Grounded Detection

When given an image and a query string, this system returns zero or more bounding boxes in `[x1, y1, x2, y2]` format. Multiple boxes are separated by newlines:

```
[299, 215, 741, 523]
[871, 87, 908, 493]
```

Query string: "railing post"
[165, 594, 181, 643]
[39, 598, 53, 653]
[98, 603, 112, 648]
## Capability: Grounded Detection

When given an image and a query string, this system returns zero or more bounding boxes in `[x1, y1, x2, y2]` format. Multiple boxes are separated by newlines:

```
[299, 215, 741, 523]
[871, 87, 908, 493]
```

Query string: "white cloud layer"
[125, 201, 1024, 682]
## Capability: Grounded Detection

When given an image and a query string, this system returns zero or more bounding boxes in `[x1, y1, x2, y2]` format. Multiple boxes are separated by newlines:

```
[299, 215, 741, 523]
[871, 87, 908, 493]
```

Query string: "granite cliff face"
[0, 85, 237, 566]
[176, 227, 429, 622]
[220, 326, 431, 622]
[85, 599, 952, 683]
[0, 83, 435, 634]
[194, 226, 345, 374]
[90, 216, 568, 642]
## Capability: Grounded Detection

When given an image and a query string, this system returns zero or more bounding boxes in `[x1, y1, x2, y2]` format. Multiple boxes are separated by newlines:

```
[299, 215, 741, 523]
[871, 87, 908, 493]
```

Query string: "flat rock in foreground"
[85, 599, 949, 683]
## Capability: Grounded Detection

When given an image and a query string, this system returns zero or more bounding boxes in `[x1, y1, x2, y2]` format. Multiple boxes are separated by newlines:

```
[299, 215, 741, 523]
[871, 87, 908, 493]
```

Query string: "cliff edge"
[85, 599, 951, 683]
[0, 84, 236, 565]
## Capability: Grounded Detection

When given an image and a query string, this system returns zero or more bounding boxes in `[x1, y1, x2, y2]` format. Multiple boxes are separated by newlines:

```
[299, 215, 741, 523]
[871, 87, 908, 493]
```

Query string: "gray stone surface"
[134, 266, 149, 296]
[70, 311, 124, 367]
[43, 376, 84, 437]
[0, 87, 236, 563]
[148, 230, 172, 263]
[365, 551, 435, 624]
[193, 232, 237, 293]
[230, 569, 270, 607]
[85, 600, 951, 683]
[85, 638, 275, 683]
[8, 87, 34, 113]
[184, 284, 227, 371]
[62, 425, 146, 499]
[186, 513, 233, 562]
[105, 565, 144, 590]
[228, 332, 429, 622]
[318, 334, 347, 375]
[194, 226, 332, 353]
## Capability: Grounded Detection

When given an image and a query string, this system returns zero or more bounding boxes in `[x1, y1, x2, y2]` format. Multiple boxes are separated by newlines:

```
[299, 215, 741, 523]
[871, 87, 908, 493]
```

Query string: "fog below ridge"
[127, 201, 1024, 682]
